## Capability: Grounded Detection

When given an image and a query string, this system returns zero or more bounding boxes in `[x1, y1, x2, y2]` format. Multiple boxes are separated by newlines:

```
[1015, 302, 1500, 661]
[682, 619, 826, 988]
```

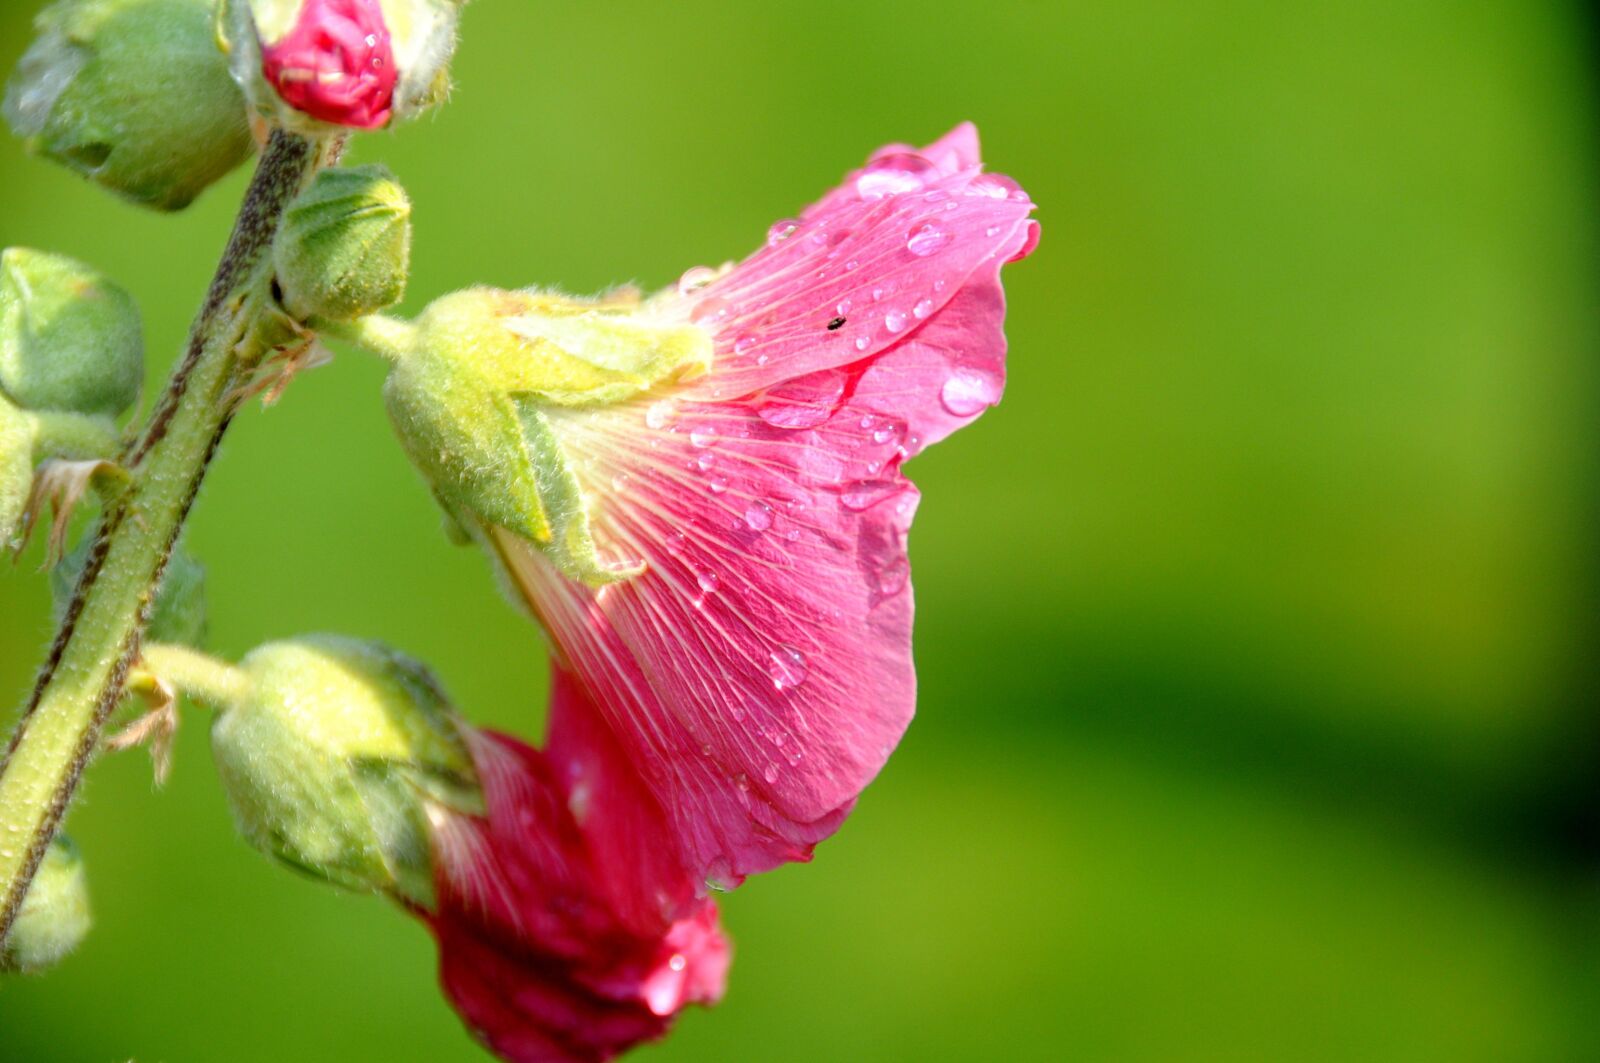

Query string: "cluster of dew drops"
[626, 149, 1026, 743]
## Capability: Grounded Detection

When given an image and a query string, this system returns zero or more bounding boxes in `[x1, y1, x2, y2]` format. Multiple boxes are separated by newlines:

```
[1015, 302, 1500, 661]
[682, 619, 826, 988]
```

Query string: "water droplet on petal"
[678, 266, 717, 296]
[884, 310, 908, 334]
[691, 295, 732, 323]
[730, 703, 747, 722]
[906, 223, 950, 257]
[707, 475, 728, 495]
[734, 334, 758, 356]
[690, 427, 717, 448]
[987, 225, 1003, 238]
[872, 420, 905, 446]
[854, 336, 872, 352]
[856, 153, 936, 199]
[836, 298, 854, 317]
[841, 479, 905, 511]
[756, 370, 848, 430]
[696, 451, 717, 472]
[877, 558, 910, 597]
[645, 401, 675, 429]
[763, 761, 780, 784]
[940, 368, 1001, 416]
[697, 570, 720, 595]
[611, 472, 630, 492]
[767, 219, 800, 246]
[768, 645, 809, 691]
[913, 298, 935, 320]
[744, 501, 774, 532]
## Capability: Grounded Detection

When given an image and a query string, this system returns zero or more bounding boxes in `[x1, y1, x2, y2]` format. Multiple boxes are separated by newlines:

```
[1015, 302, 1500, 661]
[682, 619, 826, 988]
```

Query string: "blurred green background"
[3, 1, 1598, 1059]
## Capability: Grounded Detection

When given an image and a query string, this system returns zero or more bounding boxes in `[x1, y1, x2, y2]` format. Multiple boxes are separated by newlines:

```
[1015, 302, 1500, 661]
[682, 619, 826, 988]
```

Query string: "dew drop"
[645, 401, 674, 429]
[854, 336, 872, 352]
[695, 451, 717, 472]
[987, 225, 1003, 238]
[763, 761, 780, 784]
[691, 295, 732, 323]
[768, 645, 809, 691]
[690, 427, 717, 448]
[872, 421, 904, 445]
[697, 570, 721, 595]
[841, 479, 904, 511]
[906, 223, 950, 257]
[707, 475, 729, 495]
[733, 334, 758, 356]
[836, 298, 854, 317]
[678, 266, 717, 296]
[877, 558, 910, 597]
[940, 368, 1000, 416]
[767, 219, 800, 246]
[884, 309, 908, 334]
[669, 954, 688, 973]
[756, 370, 847, 430]
[913, 297, 935, 320]
[744, 501, 774, 532]
[611, 472, 630, 492]
[730, 703, 747, 722]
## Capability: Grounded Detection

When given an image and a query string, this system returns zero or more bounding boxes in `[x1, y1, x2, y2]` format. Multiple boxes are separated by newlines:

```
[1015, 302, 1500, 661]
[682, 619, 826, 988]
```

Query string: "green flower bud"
[1, 836, 91, 974]
[0, 248, 142, 418]
[375, 289, 711, 585]
[274, 166, 411, 322]
[52, 538, 207, 646]
[209, 636, 480, 907]
[3, 0, 255, 212]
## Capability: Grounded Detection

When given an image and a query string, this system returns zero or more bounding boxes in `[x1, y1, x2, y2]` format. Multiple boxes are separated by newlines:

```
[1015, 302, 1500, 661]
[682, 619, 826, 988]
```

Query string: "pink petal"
[260, 0, 397, 129]
[428, 724, 729, 1063]
[485, 125, 1035, 889]
[669, 124, 1035, 402]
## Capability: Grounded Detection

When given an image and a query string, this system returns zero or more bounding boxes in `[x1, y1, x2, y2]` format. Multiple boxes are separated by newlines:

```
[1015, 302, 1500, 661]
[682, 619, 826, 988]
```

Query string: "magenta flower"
[426, 668, 730, 1063]
[259, 0, 398, 129]
[485, 124, 1039, 887]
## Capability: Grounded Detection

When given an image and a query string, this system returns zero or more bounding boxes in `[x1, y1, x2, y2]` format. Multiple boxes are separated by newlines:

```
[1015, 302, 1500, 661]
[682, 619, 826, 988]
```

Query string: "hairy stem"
[318, 313, 416, 364]
[0, 131, 329, 939]
[140, 643, 248, 710]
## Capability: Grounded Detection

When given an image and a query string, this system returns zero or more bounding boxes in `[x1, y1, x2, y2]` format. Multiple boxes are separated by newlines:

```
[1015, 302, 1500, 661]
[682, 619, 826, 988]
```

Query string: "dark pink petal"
[495, 397, 921, 883]
[668, 124, 1034, 402]
[259, 0, 397, 129]
[428, 722, 728, 1063]
[491, 127, 1035, 888]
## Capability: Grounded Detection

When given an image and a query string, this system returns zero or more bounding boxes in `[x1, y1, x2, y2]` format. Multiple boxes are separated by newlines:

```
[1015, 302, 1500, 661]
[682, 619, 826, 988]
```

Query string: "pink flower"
[491, 124, 1039, 887]
[259, 0, 397, 129]
[426, 668, 730, 1063]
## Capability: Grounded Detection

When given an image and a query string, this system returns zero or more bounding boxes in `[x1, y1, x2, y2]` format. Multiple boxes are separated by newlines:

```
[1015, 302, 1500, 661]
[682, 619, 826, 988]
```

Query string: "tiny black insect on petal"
[827, 316, 847, 331]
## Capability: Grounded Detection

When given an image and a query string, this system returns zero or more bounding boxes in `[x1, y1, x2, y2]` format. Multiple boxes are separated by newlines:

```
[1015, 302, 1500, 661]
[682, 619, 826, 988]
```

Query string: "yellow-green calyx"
[373, 288, 713, 586]
[1, 248, 143, 418]
[1, 835, 90, 974]
[274, 165, 411, 322]
[206, 636, 482, 909]
[3, 0, 254, 212]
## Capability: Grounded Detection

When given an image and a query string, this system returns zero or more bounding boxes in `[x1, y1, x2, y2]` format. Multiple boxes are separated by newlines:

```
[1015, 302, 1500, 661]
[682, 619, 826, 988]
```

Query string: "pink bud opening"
[260, 0, 397, 129]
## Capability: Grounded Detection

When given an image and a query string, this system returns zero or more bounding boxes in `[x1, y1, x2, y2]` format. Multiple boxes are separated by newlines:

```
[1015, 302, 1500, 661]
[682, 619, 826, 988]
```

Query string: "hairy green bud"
[275, 166, 411, 322]
[1, 836, 91, 974]
[0, 247, 142, 418]
[378, 288, 711, 585]
[209, 636, 481, 907]
[3, 0, 255, 212]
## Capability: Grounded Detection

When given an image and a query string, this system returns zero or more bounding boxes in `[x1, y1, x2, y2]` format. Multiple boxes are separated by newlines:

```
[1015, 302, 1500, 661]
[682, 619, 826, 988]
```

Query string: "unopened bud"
[53, 539, 207, 646]
[380, 288, 710, 584]
[3, 0, 255, 212]
[0, 248, 142, 419]
[274, 165, 410, 322]
[1, 836, 91, 974]
[209, 636, 480, 907]
[221, 0, 465, 132]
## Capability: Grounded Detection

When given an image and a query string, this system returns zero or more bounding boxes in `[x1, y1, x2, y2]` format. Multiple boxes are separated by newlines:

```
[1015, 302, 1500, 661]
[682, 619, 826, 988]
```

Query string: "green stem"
[0, 131, 330, 939]
[317, 313, 416, 364]
[139, 644, 248, 709]
[27, 410, 122, 462]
